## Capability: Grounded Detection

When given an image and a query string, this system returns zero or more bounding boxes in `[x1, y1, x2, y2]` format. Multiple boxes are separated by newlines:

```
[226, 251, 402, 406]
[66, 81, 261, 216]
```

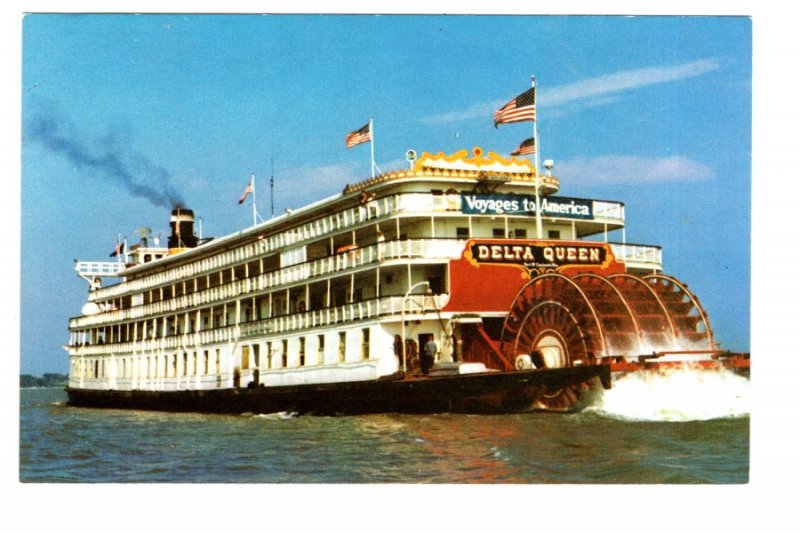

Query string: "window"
[548, 229, 561, 239]
[318, 334, 325, 364]
[299, 337, 306, 367]
[492, 228, 505, 238]
[281, 339, 288, 368]
[361, 328, 370, 360]
[338, 332, 347, 363]
[456, 227, 469, 239]
[241, 345, 250, 370]
[514, 228, 527, 238]
[203, 350, 209, 374]
[266, 342, 273, 369]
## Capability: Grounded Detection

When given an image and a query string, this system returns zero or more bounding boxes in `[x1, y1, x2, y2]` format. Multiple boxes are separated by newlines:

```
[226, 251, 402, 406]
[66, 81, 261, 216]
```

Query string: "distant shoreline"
[20, 373, 68, 388]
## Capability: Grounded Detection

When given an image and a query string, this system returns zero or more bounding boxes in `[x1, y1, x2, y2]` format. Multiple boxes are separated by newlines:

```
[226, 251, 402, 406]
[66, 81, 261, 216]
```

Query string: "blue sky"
[20, 14, 751, 374]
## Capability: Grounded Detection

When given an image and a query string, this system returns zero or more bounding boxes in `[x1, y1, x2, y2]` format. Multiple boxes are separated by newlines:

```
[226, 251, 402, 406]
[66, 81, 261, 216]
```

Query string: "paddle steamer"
[65, 147, 746, 414]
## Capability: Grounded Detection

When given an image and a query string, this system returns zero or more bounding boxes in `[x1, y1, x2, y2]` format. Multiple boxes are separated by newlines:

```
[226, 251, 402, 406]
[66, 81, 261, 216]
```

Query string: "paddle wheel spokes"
[607, 273, 679, 353]
[500, 273, 606, 367]
[572, 273, 646, 357]
[643, 273, 715, 350]
[514, 301, 590, 368]
[495, 270, 731, 410]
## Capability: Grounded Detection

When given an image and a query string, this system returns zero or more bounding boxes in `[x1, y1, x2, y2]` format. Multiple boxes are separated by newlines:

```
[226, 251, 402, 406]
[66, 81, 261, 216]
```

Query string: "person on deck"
[422, 334, 437, 375]
[405, 338, 418, 374]
[393, 334, 403, 369]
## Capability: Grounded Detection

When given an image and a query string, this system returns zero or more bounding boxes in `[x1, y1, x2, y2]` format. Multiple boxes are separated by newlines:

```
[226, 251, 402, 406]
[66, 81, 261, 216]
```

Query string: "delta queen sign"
[442, 239, 625, 313]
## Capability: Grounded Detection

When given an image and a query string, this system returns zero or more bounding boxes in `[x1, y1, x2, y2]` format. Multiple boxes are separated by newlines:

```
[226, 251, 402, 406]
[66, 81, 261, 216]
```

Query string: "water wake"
[255, 411, 298, 420]
[587, 367, 749, 422]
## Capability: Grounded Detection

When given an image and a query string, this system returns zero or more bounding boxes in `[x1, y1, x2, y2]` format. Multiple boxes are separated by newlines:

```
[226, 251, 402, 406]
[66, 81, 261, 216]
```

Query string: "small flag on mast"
[511, 137, 536, 156]
[238, 177, 253, 204]
[109, 241, 125, 257]
[494, 86, 536, 127]
[345, 122, 372, 148]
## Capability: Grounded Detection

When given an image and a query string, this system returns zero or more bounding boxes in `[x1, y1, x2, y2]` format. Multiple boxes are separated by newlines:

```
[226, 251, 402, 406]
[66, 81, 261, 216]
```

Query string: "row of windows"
[243, 329, 369, 369]
[73, 329, 372, 380]
[458, 227, 560, 239]
[106, 195, 393, 301]
[99, 220, 563, 312]
[73, 349, 224, 380]
[73, 262, 446, 345]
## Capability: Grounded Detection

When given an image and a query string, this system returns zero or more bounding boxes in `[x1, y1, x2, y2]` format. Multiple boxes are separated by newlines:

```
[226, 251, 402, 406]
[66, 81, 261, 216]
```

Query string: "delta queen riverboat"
[65, 147, 748, 414]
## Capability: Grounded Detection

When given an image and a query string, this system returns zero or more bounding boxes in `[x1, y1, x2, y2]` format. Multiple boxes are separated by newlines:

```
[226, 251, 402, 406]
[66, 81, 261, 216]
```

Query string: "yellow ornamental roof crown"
[343, 146, 554, 195]
[415, 146, 536, 176]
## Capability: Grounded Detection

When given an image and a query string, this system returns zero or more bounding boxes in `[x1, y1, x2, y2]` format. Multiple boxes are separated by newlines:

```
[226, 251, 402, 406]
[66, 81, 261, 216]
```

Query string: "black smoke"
[27, 114, 185, 209]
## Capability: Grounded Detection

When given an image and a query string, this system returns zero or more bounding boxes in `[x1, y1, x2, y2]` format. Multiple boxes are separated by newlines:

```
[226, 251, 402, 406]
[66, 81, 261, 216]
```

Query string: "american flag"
[511, 137, 536, 156]
[238, 177, 253, 204]
[494, 87, 536, 127]
[345, 122, 372, 148]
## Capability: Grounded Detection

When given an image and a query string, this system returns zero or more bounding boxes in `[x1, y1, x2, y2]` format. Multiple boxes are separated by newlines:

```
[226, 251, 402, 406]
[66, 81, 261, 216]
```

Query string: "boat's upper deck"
[76, 147, 660, 307]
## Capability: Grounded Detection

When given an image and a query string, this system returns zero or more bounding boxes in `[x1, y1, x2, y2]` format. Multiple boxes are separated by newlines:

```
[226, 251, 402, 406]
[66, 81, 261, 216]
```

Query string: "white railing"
[609, 243, 663, 269]
[75, 261, 125, 277]
[84, 192, 627, 302]
[66, 294, 445, 356]
[87, 195, 400, 302]
[592, 200, 625, 221]
[71, 239, 461, 328]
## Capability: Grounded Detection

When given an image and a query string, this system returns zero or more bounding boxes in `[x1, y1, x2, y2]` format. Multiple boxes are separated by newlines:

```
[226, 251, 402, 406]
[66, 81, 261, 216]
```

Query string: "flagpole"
[532, 75, 543, 239]
[369, 118, 375, 179]
[270, 155, 275, 218]
[250, 174, 257, 226]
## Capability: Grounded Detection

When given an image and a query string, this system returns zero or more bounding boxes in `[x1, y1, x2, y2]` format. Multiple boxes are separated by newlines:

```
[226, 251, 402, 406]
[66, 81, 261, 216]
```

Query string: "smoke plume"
[27, 114, 185, 209]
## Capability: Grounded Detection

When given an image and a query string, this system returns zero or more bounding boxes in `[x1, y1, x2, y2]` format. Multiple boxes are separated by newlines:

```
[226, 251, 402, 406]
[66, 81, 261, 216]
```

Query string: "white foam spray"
[587, 367, 749, 422]
[255, 411, 298, 420]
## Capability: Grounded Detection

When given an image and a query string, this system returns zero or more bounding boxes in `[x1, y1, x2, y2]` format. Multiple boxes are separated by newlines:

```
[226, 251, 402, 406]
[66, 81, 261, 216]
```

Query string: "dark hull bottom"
[66, 364, 612, 415]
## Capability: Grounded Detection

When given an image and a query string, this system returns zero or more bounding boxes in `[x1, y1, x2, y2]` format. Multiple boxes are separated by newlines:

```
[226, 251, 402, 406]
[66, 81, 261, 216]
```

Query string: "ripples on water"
[19, 369, 749, 484]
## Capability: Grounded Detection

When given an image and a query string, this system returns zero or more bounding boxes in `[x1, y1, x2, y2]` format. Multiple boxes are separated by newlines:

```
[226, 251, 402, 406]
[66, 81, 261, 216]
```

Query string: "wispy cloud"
[378, 158, 410, 173]
[540, 59, 720, 107]
[421, 59, 721, 124]
[421, 102, 499, 125]
[557, 155, 714, 184]
[285, 158, 413, 203]
[282, 162, 359, 206]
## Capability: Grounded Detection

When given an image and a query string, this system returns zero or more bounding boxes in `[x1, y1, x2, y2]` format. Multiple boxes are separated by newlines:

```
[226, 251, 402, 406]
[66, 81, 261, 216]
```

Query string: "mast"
[369, 118, 376, 179]
[250, 174, 258, 226]
[532, 76, 543, 239]
[270, 155, 275, 218]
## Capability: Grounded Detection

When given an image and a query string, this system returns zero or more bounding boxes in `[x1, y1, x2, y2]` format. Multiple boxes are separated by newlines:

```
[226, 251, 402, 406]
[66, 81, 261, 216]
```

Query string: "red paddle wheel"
[642, 274, 714, 349]
[498, 271, 724, 411]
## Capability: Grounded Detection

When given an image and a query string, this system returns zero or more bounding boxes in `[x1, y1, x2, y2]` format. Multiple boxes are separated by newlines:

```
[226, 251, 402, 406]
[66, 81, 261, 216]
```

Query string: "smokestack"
[168, 208, 198, 250]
